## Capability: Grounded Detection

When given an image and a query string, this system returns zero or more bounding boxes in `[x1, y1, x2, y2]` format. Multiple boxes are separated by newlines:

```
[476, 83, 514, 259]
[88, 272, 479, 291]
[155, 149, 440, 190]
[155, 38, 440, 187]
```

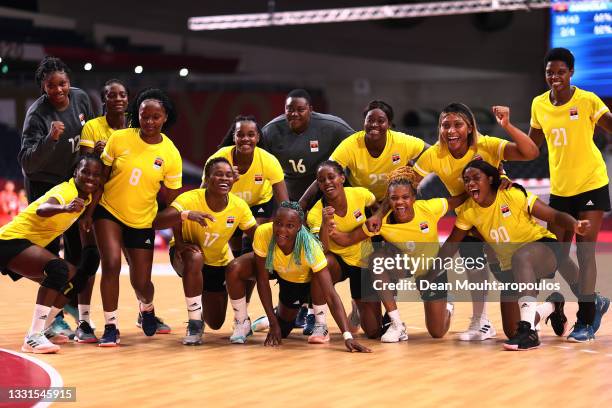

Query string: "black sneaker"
[294, 305, 308, 328]
[545, 292, 567, 336]
[140, 309, 157, 336]
[302, 313, 315, 335]
[98, 324, 120, 347]
[503, 321, 540, 351]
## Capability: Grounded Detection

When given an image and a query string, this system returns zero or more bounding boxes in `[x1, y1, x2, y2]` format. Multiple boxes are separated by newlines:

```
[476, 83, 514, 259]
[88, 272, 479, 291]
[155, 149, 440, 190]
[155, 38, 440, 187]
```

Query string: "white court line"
[0, 348, 63, 408]
[580, 349, 598, 354]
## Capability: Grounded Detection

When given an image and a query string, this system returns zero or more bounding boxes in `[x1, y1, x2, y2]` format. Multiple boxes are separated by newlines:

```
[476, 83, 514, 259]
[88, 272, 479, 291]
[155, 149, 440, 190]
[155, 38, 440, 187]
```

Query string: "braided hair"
[386, 166, 420, 196]
[265, 201, 323, 273]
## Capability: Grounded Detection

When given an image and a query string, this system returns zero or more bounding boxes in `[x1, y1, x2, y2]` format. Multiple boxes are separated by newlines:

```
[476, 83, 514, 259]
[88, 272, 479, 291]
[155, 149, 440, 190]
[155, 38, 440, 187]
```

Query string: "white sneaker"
[457, 316, 497, 341]
[308, 323, 330, 344]
[381, 321, 408, 343]
[230, 318, 253, 344]
[22, 332, 60, 354]
[251, 316, 270, 332]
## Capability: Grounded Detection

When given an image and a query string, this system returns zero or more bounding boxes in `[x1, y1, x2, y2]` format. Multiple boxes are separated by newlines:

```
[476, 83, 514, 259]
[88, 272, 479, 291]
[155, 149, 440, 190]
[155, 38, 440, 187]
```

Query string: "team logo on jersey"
[569, 107, 579, 120]
[392, 153, 401, 165]
[310, 140, 319, 152]
[79, 113, 86, 126]
[226, 216, 236, 227]
[419, 222, 429, 233]
[353, 209, 364, 222]
[501, 204, 511, 218]
[473, 154, 483, 161]
[254, 174, 264, 184]
[153, 157, 164, 169]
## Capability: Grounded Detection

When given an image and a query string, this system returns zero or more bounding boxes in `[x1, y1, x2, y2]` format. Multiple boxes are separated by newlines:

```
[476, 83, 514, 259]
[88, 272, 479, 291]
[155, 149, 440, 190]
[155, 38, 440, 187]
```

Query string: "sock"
[577, 294, 597, 325]
[518, 296, 537, 327]
[307, 307, 314, 316]
[536, 302, 555, 325]
[45, 306, 62, 329]
[78, 304, 91, 324]
[313, 304, 328, 325]
[388, 309, 401, 325]
[139, 301, 154, 312]
[230, 296, 248, 322]
[30, 305, 52, 335]
[185, 295, 203, 321]
[104, 310, 118, 327]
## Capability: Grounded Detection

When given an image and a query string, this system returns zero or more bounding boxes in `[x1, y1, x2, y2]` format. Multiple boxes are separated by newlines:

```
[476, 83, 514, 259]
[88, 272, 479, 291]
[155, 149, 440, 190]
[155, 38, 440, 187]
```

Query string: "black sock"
[577, 294, 596, 325]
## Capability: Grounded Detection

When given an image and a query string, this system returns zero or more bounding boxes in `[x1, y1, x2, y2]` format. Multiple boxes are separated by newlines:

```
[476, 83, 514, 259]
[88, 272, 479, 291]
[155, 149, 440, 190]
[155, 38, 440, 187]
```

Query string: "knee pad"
[79, 245, 100, 277]
[41, 259, 69, 292]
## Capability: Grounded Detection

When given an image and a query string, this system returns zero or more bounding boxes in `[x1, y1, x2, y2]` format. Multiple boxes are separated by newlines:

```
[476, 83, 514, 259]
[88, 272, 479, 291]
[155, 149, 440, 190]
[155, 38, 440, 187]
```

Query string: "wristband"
[343, 331, 353, 341]
[180, 210, 190, 221]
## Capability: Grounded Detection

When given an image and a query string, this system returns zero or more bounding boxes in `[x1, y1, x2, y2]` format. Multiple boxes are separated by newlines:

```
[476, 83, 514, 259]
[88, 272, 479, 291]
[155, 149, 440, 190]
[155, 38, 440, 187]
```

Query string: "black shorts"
[270, 272, 311, 309]
[169, 246, 227, 292]
[93, 205, 155, 250]
[0, 238, 34, 281]
[333, 253, 371, 300]
[231, 199, 273, 239]
[459, 235, 485, 260]
[549, 184, 611, 218]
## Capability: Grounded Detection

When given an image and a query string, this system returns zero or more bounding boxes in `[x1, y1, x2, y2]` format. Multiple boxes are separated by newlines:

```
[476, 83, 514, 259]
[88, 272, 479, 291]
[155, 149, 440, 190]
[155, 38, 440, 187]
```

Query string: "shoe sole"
[183, 340, 203, 346]
[566, 337, 594, 343]
[502, 343, 540, 351]
[136, 324, 172, 334]
[457, 333, 497, 341]
[230, 337, 247, 344]
[21, 346, 60, 354]
[381, 335, 409, 343]
[76, 337, 98, 344]
[308, 336, 330, 344]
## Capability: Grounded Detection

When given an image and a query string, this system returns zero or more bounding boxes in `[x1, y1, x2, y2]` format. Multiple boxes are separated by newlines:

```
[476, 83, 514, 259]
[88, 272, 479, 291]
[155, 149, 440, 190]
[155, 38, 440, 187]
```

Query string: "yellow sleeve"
[252, 225, 269, 257]
[489, 136, 509, 162]
[80, 120, 96, 148]
[306, 201, 323, 234]
[525, 191, 539, 214]
[238, 199, 257, 230]
[589, 92, 610, 123]
[47, 183, 71, 206]
[357, 187, 376, 207]
[100, 133, 116, 166]
[329, 136, 353, 169]
[169, 191, 191, 212]
[529, 97, 542, 130]
[454, 208, 473, 231]
[309, 242, 328, 273]
[429, 198, 449, 219]
[266, 153, 285, 185]
[164, 146, 183, 190]
[413, 148, 433, 177]
[403, 133, 426, 161]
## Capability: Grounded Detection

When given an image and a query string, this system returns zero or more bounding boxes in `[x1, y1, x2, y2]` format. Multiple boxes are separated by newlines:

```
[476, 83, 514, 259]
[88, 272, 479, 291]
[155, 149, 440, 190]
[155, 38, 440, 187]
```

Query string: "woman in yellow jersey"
[331, 167, 465, 341]
[90, 88, 183, 347]
[224, 201, 370, 352]
[305, 160, 389, 341]
[153, 157, 257, 345]
[80, 79, 129, 155]
[71, 79, 129, 343]
[0, 155, 102, 353]
[206, 115, 288, 254]
[299, 100, 426, 207]
[437, 160, 590, 351]
[528, 48, 612, 342]
[397, 102, 540, 342]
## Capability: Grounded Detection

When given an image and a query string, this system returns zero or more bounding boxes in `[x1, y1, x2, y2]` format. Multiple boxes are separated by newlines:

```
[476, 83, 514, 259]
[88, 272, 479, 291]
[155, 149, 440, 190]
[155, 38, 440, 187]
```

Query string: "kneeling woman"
[437, 160, 589, 351]
[153, 157, 257, 345]
[225, 201, 370, 352]
[333, 167, 463, 340]
[0, 155, 102, 353]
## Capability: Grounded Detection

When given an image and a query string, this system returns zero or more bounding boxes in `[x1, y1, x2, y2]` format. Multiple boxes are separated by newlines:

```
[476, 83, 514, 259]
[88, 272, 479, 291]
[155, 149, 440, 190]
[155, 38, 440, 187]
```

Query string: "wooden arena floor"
[1, 251, 612, 407]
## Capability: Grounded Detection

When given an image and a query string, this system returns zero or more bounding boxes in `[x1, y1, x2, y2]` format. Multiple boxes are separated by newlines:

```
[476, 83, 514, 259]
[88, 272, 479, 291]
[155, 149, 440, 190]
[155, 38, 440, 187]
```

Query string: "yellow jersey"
[80, 116, 115, 149]
[364, 198, 448, 277]
[100, 128, 182, 228]
[414, 136, 508, 196]
[530, 87, 610, 196]
[455, 187, 555, 270]
[0, 179, 90, 247]
[205, 146, 284, 206]
[253, 222, 327, 284]
[307, 187, 375, 267]
[330, 129, 425, 201]
[170, 189, 256, 266]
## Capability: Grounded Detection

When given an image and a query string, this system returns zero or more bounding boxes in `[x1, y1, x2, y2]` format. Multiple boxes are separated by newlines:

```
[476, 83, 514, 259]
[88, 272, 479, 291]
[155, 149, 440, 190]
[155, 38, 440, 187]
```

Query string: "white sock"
[469, 267, 489, 319]
[230, 296, 248, 322]
[307, 307, 314, 315]
[518, 296, 537, 327]
[313, 304, 328, 325]
[536, 302, 555, 324]
[45, 306, 62, 329]
[30, 305, 51, 335]
[78, 304, 91, 324]
[104, 310, 118, 327]
[139, 301, 154, 312]
[388, 309, 401, 325]
[185, 295, 203, 321]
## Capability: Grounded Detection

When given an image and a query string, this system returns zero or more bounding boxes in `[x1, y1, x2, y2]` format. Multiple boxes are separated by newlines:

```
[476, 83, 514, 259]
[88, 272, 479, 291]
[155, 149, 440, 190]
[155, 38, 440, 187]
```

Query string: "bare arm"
[492, 106, 539, 161]
[597, 111, 612, 133]
[298, 179, 320, 210]
[254, 253, 282, 346]
[272, 180, 289, 205]
[37, 197, 85, 217]
[243, 224, 257, 241]
[527, 126, 546, 149]
[446, 193, 468, 212]
[530, 199, 591, 235]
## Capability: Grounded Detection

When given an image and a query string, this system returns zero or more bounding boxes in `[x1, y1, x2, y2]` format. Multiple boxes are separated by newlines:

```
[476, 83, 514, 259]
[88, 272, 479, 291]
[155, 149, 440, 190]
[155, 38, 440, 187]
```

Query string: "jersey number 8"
[129, 168, 142, 186]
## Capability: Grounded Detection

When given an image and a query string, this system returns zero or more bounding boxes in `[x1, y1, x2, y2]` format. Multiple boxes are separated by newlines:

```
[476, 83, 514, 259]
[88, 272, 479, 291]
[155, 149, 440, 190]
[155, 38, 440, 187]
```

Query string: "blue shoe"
[98, 324, 120, 347]
[63, 304, 80, 325]
[51, 315, 75, 340]
[302, 313, 315, 335]
[593, 293, 610, 334]
[294, 306, 308, 328]
[140, 310, 157, 336]
[137, 313, 172, 334]
[567, 321, 595, 343]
